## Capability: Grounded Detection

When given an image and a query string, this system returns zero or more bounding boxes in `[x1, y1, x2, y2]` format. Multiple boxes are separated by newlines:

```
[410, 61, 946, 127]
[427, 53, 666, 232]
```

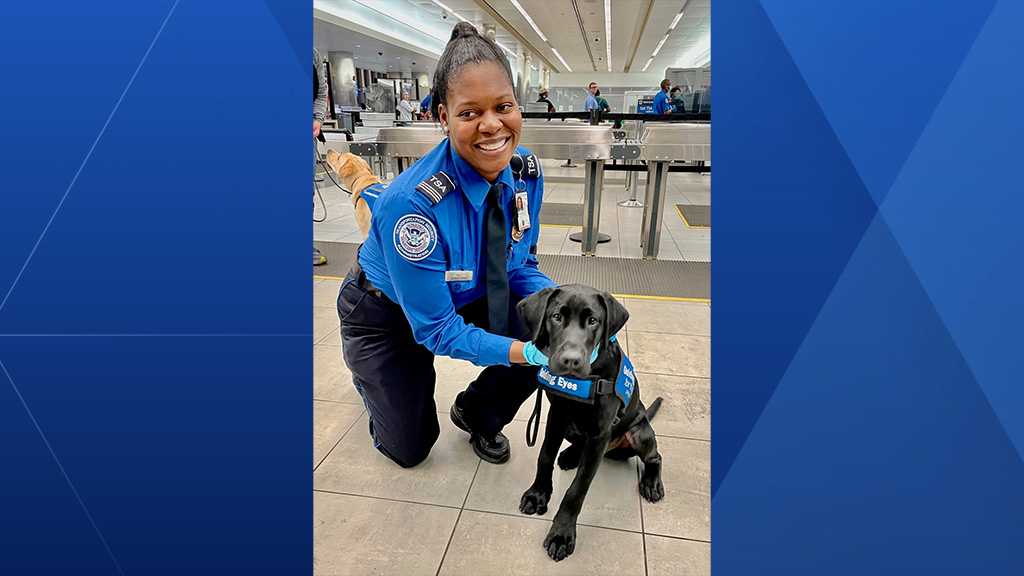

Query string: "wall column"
[327, 51, 356, 107]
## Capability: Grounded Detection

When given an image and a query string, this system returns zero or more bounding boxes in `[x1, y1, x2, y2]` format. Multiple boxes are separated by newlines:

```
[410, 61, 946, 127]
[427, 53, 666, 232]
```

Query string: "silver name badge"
[444, 270, 474, 282]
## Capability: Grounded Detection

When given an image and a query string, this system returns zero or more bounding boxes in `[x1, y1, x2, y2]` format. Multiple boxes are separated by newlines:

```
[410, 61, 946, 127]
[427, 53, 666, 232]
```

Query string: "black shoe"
[450, 394, 510, 464]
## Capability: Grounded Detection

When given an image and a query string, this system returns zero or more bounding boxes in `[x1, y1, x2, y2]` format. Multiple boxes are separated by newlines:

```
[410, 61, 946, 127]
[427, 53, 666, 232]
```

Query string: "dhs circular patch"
[393, 214, 438, 261]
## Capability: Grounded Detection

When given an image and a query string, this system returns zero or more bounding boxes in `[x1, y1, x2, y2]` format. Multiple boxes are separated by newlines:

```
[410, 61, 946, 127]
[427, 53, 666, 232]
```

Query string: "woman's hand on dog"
[510, 341, 549, 366]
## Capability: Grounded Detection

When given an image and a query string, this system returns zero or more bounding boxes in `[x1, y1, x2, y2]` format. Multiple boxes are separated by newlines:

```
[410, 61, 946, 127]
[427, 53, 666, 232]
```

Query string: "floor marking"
[675, 204, 710, 229]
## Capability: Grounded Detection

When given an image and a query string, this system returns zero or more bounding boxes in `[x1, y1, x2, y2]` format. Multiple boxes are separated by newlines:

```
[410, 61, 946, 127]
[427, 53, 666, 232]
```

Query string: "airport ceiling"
[314, 0, 709, 76]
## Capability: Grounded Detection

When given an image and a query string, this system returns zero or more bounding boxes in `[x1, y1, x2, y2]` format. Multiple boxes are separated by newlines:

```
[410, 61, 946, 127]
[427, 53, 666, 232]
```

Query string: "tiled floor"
[313, 277, 711, 575]
[314, 158, 711, 262]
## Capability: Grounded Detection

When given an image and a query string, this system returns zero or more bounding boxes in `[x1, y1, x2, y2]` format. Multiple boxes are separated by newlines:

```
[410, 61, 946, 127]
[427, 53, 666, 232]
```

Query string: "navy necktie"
[484, 184, 509, 335]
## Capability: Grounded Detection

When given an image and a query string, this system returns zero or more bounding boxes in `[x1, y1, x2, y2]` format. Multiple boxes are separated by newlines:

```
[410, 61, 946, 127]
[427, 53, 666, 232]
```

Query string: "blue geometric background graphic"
[715, 0, 1024, 573]
[0, 1, 310, 574]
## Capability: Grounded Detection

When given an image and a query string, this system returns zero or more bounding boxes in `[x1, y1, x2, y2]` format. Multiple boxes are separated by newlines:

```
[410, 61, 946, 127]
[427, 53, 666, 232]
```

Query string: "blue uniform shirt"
[420, 94, 432, 114]
[653, 90, 672, 115]
[585, 93, 599, 111]
[357, 140, 556, 367]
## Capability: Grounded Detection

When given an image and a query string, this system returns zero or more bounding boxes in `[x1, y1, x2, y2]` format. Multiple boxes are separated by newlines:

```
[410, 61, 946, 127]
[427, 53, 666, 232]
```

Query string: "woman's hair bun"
[450, 21, 478, 41]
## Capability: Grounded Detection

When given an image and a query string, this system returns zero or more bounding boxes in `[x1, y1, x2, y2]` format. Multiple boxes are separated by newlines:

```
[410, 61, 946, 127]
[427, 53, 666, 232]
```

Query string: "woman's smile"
[474, 135, 512, 154]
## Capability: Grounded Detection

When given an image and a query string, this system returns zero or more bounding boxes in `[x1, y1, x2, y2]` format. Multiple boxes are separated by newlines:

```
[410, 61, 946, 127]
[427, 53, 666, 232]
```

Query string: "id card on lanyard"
[514, 180, 531, 236]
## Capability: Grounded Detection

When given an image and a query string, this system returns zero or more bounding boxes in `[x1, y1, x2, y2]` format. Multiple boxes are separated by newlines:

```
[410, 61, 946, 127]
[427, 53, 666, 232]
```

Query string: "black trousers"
[337, 264, 538, 468]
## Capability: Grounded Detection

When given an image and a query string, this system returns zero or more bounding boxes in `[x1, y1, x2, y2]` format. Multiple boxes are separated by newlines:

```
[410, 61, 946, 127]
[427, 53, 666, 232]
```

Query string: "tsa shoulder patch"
[524, 153, 540, 178]
[393, 214, 438, 261]
[514, 153, 541, 179]
[415, 171, 455, 204]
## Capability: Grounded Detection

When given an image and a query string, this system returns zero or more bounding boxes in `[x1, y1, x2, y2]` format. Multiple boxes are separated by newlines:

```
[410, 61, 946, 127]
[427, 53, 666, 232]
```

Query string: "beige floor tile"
[432, 356, 485, 416]
[432, 356, 539, 424]
[644, 535, 710, 576]
[512, 389, 547, 423]
[537, 225, 570, 254]
[622, 299, 710, 337]
[543, 187, 583, 204]
[628, 332, 709, 378]
[437, 510, 645, 576]
[313, 278, 342, 309]
[465, 419, 643, 532]
[313, 345, 363, 404]
[619, 241, 644, 259]
[637, 372, 710, 441]
[314, 306, 340, 344]
[314, 491, 458, 576]
[617, 330, 630, 356]
[319, 327, 341, 347]
[314, 413, 480, 508]
[313, 401, 364, 468]
[640, 436, 709, 541]
[680, 250, 711, 263]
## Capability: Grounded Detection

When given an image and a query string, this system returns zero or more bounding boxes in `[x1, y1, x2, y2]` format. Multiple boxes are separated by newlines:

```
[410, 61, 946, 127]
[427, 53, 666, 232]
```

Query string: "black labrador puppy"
[516, 284, 665, 562]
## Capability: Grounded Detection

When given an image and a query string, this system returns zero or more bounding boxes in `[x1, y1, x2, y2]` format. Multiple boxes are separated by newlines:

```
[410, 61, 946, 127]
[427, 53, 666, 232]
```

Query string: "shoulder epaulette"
[513, 153, 541, 180]
[415, 171, 456, 204]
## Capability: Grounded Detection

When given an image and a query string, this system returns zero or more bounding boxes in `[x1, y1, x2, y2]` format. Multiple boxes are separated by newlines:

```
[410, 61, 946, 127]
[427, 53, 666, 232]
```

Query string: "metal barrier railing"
[323, 119, 709, 259]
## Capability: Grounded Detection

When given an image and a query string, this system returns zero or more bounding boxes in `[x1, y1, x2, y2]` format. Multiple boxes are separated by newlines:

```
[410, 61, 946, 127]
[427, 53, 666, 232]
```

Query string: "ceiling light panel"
[551, 48, 572, 73]
[495, 40, 518, 60]
[652, 34, 669, 57]
[509, 0, 548, 42]
[604, 0, 612, 72]
[428, 0, 468, 22]
[669, 11, 684, 31]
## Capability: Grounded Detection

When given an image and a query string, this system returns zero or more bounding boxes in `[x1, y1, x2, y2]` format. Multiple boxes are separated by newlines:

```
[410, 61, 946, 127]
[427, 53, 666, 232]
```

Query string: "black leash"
[525, 388, 543, 447]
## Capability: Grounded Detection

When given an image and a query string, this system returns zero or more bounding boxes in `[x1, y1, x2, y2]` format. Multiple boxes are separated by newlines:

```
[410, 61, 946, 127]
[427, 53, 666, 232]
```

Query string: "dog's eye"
[587, 316, 599, 326]
[551, 312, 562, 322]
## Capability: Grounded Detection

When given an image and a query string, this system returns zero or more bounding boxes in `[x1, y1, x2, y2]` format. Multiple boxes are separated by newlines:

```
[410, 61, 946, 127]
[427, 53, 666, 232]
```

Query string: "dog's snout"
[551, 347, 589, 377]
[561, 352, 582, 370]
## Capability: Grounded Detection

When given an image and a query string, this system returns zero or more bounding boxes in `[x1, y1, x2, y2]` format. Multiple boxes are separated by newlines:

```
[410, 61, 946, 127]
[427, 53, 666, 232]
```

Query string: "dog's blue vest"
[534, 336, 636, 407]
[525, 335, 637, 447]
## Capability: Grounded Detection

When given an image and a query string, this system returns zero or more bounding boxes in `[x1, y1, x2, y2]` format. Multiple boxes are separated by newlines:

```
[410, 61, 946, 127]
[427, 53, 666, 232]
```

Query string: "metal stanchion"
[569, 159, 611, 254]
[640, 161, 669, 259]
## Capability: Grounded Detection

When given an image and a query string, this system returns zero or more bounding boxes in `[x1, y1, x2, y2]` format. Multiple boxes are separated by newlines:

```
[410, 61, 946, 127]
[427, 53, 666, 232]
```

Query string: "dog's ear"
[517, 287, 558, 348]
[599, 291, 629, 343]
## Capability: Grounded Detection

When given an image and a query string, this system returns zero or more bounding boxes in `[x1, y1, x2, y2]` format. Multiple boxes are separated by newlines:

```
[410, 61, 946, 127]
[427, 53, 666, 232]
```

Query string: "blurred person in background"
[536, 88, 555, 113]
[313, 49, 329, 266]
[653, 78, 673, 115]
[670, 85, 686, 112]
[397, 92, 415, 122]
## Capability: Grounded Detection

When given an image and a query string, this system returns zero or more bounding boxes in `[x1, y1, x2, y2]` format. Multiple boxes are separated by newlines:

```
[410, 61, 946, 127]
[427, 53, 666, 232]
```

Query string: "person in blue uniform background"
[652, 78, 673, 115]
[337, 21, 554, 468]
[584, 81, 600, 112]
[419, 91, 432, 120]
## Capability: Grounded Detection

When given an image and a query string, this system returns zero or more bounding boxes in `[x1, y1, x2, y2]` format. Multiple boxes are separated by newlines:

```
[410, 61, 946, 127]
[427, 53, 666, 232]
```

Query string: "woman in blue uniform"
[337, 22, 554, 468]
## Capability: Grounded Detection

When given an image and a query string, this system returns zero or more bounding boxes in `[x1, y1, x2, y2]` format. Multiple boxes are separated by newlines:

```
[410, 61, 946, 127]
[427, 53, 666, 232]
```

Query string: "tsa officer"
[653, 78, 673, 115]
[336, 22, 553, 468]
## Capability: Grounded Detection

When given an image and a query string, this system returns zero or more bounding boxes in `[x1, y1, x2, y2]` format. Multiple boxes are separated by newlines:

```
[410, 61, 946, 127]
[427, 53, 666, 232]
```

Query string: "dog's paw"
[639, 474, 665, 502]
[519, 486, 551, 515]
[557, 445, 582, 470]
[543, 523, 577, 561]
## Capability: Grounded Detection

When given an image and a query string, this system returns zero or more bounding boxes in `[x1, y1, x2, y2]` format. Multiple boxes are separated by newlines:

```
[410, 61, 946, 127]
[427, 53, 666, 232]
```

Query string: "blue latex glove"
[524, 342, 600, 366]
[522, 341, 550, 366]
